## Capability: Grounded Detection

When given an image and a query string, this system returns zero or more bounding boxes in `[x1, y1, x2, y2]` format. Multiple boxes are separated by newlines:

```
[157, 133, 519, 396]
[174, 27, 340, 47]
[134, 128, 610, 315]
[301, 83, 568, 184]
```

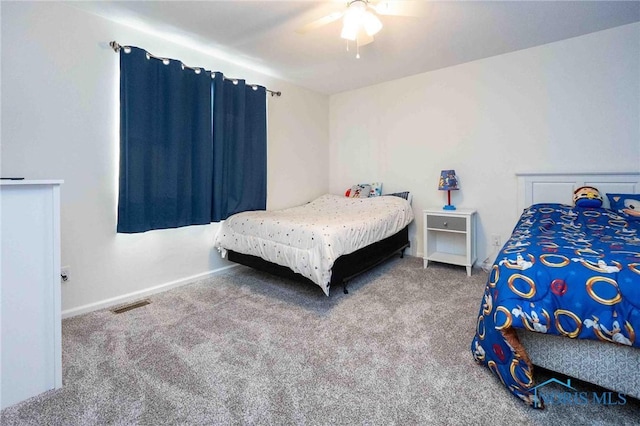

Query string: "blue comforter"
[471, 204, 640, 407]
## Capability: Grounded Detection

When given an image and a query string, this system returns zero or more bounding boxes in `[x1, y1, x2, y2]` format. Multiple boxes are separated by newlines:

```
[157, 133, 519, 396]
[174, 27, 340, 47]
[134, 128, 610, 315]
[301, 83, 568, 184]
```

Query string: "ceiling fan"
[297, 0, 423, 57]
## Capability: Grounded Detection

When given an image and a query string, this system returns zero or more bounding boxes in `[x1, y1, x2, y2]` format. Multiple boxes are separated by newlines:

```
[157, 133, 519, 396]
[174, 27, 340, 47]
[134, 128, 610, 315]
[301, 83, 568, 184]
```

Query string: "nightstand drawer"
[427, 215, 466, 231]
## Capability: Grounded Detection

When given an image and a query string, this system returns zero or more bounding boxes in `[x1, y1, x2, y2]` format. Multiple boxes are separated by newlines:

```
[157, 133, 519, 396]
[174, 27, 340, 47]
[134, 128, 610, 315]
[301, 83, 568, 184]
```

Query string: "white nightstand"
[423, 208, 477, 276]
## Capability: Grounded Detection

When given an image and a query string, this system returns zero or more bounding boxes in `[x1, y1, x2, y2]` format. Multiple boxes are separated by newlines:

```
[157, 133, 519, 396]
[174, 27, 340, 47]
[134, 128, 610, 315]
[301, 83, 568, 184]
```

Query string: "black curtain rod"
[109, 41, 282, 97]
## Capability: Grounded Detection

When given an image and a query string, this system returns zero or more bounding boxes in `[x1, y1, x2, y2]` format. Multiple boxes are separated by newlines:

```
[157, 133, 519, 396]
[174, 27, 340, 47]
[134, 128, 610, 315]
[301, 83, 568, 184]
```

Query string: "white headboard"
[516, 172, 640, 213]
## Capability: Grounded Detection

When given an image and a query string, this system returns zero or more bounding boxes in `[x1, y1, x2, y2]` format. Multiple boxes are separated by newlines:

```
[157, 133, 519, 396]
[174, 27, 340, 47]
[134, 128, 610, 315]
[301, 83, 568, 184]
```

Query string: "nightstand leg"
[423, 259, 429, 269]
[466, 266, 472, 276]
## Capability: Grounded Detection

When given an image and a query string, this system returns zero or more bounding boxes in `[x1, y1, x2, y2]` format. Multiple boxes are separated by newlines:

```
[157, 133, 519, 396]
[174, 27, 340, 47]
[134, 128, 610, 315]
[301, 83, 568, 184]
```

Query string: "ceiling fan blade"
[370, 1, 426, 18]
[296, 11, 343, 34]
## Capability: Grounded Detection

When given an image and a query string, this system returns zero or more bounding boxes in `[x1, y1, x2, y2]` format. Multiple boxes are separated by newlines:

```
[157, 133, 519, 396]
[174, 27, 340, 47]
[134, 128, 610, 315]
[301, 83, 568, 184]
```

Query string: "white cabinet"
[423, 208, 477, 276]
[1, 180, 63, 409]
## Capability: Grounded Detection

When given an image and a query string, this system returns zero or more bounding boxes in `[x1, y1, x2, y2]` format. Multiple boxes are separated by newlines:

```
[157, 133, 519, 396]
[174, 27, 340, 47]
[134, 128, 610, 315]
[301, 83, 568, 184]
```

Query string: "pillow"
[345, 184, 371, 198]
[606, 193, 640, 220]
[573, 186, 603, 208]
[359, 182, 383, 197]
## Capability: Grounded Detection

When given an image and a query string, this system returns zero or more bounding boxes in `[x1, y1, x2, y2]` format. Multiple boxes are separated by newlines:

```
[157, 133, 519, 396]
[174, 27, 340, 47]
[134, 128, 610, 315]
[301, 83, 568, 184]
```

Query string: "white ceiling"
[72, 1, 640, 95]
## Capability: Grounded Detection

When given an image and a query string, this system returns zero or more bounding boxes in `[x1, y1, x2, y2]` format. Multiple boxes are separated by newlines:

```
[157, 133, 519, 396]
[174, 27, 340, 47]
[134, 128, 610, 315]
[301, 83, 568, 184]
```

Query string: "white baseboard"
[61, 264, 239, 319]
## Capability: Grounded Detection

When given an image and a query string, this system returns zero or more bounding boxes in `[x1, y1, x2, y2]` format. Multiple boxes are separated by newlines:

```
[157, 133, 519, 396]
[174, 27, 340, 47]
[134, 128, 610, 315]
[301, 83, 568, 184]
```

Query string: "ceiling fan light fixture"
[363, 11, 382, 36]
[341, 2, 365, 41]
[340, 17, 359, 41]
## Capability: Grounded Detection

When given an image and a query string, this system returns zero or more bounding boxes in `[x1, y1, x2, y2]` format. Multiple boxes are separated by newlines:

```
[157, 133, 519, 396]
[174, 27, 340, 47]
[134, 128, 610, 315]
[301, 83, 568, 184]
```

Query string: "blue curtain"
[117, 47, 267, 233]
[118, 47, 213, 233]
[211, 72, 267, 222]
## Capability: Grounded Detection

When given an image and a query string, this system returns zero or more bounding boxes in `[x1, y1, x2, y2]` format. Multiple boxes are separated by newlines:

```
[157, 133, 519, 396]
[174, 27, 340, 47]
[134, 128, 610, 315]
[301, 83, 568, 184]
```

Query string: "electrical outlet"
[491, 234, 501, 247]
[61, 266, 70, 283]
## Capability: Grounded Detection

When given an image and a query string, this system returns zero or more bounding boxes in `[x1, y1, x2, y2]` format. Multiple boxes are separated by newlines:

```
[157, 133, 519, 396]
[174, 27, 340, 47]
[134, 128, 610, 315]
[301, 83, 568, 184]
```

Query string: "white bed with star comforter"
[214, 194, 414, 295]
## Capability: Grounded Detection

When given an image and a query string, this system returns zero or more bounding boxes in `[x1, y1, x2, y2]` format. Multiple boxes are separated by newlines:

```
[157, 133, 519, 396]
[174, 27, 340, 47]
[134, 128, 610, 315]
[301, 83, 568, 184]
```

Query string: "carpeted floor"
[2, 256, 639, 425]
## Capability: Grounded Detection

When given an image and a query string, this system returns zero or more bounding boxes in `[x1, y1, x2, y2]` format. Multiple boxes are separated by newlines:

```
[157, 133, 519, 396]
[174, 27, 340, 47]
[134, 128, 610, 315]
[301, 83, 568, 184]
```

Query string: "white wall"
[1, 2, 329, 315]
[329, 23, 640, 266]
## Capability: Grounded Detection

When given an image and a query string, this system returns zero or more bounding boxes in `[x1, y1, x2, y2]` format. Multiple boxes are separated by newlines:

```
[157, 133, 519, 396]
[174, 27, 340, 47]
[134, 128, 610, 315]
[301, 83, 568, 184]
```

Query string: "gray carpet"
[2, 256, 639, 425]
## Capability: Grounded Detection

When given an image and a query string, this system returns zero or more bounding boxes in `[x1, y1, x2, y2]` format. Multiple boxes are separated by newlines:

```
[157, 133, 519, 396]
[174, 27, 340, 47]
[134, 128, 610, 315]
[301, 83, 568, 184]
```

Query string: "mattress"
[214, 194, 414, 295]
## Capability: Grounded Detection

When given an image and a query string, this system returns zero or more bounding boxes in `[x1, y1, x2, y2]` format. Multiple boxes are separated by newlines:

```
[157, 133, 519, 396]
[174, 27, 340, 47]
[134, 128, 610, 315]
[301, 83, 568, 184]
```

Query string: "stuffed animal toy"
[606, 193, 640, 218]
[573, 186, 603, 208]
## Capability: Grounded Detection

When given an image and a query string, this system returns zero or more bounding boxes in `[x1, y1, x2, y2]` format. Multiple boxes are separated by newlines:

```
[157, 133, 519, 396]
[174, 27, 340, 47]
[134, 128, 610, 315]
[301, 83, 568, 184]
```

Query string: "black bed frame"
[227, 226, 410, 295]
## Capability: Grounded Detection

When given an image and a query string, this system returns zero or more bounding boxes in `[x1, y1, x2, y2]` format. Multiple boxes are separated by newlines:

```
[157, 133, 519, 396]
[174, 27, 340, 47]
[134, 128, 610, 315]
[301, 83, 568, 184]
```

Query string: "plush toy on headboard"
[606, 193, 640, 218]
[573, 186, 603, 208]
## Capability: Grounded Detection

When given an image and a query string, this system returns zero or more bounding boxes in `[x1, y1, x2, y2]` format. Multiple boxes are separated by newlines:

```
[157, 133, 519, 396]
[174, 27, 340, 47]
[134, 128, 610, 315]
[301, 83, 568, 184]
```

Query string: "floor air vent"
[111, 299, 151, 314]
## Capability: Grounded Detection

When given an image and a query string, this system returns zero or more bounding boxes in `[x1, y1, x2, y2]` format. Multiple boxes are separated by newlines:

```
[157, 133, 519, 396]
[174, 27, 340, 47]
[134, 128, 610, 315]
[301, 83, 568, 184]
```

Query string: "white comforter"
[214, 194, 414, 295]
